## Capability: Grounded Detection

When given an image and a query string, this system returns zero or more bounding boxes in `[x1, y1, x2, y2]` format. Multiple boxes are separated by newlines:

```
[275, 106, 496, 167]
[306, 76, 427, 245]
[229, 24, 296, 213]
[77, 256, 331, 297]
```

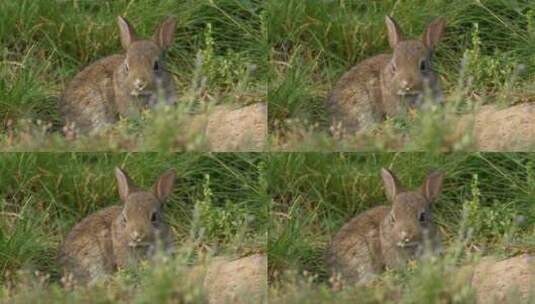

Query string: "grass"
[267, 0, 535, 151]
[0, 0, 266, 151]
[267, 152, 535, 303]
[0, 153, 268, 303]
[3, 152, 535, 302]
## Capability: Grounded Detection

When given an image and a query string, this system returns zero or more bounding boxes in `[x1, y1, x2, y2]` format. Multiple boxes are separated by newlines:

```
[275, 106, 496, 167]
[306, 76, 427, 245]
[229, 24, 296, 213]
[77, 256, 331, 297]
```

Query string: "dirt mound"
[461, 103, 535, 151]
[204, 254, 267, 304]
[465, 254, 535, 303]
[204, 103, 267, 151]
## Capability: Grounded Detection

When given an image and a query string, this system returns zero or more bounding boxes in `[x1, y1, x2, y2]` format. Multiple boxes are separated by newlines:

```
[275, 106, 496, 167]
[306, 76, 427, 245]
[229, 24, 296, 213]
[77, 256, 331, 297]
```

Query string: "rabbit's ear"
[115, 167, 138, 202]
[153, 17, 177, 49]
[153, 169, 176, 202]
[420, 171, 444, 202]
[381, 168, 405, 201]
[423, 17, 446, 50]
[117, 16, 137, 50]
[385, 16, 404, 48]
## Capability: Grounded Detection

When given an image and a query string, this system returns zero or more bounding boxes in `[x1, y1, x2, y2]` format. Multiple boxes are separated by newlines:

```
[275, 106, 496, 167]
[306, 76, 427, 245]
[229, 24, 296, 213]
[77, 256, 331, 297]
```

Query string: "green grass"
[4, 152, 535, 302]
[0, 0, 266, 151]
[267, 0, 535, 151]
[0, 153, 267, 303]
[267, 153, 535, 303]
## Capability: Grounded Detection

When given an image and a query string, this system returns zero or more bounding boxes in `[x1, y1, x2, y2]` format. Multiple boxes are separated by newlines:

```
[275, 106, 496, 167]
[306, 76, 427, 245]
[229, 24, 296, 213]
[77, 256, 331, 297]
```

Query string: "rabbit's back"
[59, 206, 122, 285]
[60, 55, 124, 132]
[327, 205, 390, 283]
[327, 54, 391, 134]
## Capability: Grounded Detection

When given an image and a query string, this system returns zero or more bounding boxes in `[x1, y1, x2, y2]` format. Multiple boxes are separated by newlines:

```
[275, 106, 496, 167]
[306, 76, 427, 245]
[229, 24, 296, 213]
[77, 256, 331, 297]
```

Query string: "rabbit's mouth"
[131, 91, 158, 109]
[128, 242, 156, 257]
[398, 91, 421, 97]
[131, 90, 154, 98]
[397, 241, 420, 248]
[128, 241, 153, 248]
[398, 92, 423, 108]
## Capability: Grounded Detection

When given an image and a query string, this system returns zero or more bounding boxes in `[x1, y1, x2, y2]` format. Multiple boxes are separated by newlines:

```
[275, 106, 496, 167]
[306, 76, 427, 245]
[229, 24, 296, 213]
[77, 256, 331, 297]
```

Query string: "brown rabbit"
[327, 16, 446, 134]
[326, 168, 444, 284]
[58, 168, 176, 285]
[60, 16, 177, 134]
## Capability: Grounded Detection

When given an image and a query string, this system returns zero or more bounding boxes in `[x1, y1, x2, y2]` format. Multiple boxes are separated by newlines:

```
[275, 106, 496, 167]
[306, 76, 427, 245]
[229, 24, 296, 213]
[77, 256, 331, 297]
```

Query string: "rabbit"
[326, 168, 444, 284]
[327, 16, 446, 134]
[60, 16, 177, 134]
[58, 167, 176, 286]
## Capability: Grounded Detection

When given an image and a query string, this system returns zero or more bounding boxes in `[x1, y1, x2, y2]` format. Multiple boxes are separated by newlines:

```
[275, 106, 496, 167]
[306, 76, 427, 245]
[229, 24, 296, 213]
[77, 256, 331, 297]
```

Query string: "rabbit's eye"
[419, 60, 427, 72]
[153, 61, 159, 71]
[418, 212, 426, 223]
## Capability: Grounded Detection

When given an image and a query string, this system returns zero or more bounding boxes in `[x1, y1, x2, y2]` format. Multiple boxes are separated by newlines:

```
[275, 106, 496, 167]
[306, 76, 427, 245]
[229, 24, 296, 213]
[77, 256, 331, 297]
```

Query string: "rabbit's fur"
[58, 168, 176, 285]
[327, 168, 444, 284]
[60, 16, 177, 133]
[327, 16, 446, 134]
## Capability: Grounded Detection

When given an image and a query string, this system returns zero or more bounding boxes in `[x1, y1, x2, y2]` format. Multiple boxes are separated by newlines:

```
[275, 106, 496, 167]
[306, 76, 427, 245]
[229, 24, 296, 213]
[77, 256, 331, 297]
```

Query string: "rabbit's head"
[380, 168, 444, 250]
[383, 16, 446, 108]
[116, 16, 176, 107]
[114, 167, 176, 248]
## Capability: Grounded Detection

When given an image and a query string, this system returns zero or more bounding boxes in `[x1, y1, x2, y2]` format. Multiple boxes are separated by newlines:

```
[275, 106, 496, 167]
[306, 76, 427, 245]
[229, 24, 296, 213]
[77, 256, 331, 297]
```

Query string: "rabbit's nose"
[400, 80, 411, 91]
[401, 231, 410, 243]
[134, 79, 147, 91]
[132, 230, 143, 242]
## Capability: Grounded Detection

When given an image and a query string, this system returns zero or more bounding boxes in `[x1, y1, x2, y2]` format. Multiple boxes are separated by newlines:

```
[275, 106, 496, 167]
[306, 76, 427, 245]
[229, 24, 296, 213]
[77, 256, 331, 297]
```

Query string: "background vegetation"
[0, 0, 266, 151]
[0, 153, 267, 302]
[267, 0, 535, 151]
[267, 153, 535, 303]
